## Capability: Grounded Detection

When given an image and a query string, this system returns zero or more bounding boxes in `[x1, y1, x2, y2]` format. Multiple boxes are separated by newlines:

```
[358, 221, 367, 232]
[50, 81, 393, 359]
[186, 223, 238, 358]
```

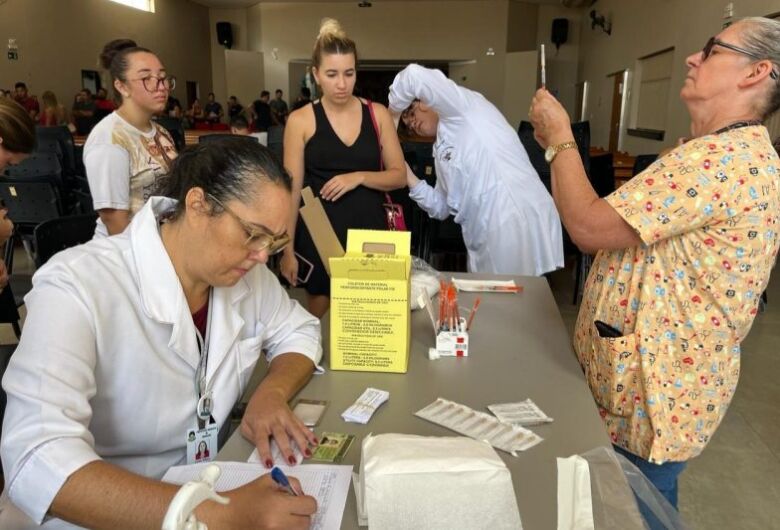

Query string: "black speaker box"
[216, 22, 233, 49]
[551, 18, 569, 49]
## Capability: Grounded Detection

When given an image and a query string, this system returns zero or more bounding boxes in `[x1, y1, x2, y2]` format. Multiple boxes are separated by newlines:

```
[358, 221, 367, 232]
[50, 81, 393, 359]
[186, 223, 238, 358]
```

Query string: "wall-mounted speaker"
[551, 18, 569, 50]
[216, 22, 233, 49]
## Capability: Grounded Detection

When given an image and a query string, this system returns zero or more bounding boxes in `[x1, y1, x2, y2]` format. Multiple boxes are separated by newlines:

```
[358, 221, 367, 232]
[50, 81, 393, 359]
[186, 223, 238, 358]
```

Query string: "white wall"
[577, 0, 780, 154]
[503, 50, 538, 128]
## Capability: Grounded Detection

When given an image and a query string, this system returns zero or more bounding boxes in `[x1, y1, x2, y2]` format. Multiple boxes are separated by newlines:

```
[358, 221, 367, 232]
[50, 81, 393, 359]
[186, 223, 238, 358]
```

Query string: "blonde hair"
[312, 18, 357, 68]
[41, 90, 58, 109]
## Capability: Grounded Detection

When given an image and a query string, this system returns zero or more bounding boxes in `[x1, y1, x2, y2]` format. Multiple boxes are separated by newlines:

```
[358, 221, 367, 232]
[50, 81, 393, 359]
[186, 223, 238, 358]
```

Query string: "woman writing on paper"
[389, 64, 563, 276]
[281, 18, 405, 318]
[1, 139, 319, 529]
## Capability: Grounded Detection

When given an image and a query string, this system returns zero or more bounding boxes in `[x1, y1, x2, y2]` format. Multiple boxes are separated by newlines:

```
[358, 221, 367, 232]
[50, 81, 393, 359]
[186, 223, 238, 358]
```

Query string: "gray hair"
[738, 17, 780, 120]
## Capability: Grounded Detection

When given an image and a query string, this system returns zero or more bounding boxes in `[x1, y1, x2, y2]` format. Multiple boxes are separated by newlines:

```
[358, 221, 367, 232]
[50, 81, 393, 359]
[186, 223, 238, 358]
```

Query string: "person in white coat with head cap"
[389, 64, 563, 276]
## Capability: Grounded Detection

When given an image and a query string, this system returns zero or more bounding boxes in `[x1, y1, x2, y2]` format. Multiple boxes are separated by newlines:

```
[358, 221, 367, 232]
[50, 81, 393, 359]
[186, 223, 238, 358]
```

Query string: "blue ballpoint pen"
[271, 466, 300, 496]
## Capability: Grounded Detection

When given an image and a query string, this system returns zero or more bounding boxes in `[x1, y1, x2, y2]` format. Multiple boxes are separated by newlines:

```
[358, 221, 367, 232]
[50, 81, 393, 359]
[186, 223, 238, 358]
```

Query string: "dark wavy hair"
[156, 137, 291, 221]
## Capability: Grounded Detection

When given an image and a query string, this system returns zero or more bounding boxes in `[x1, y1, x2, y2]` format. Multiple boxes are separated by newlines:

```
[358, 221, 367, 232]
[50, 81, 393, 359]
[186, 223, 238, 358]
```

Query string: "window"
[108, 0, 154, 12]
[634, 48, 674, 133]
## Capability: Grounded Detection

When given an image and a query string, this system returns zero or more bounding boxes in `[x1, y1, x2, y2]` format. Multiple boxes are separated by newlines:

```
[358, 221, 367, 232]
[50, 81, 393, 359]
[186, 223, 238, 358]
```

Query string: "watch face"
[545, 145, 555, 163]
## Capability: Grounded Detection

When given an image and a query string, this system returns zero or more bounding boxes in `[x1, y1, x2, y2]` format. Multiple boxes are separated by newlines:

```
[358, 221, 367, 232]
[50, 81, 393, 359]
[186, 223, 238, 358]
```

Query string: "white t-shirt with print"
[84, 112, 177, 238]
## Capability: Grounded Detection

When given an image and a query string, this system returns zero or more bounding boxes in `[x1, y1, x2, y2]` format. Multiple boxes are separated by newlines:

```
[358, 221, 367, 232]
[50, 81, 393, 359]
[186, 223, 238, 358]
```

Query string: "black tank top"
[303, 100, 382, 191]
[294, 99, 387, 295]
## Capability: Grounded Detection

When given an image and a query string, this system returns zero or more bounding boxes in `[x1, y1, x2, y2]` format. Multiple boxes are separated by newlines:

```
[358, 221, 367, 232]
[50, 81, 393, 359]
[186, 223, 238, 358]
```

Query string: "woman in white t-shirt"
[84, 39, 178, 237]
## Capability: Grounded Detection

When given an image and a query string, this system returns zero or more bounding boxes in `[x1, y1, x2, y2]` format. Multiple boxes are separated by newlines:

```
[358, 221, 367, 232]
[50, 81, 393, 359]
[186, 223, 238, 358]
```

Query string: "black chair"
[33, 214, 97, 268]
[267, 126, 284, 163]
[518, 120, 591, 193]
[4, 151, 63, 186]
[401, 141, 467, 270]
[632, 154, 658, 176]
[0, 285, 22, 339]
[0, 343, 17, 456]
[0, 181, 62, 227]
[36, 125, 78, 179]
[588, 153, 616, 199]
[153, 116, 186, 151]
[198, 133, 246, 144]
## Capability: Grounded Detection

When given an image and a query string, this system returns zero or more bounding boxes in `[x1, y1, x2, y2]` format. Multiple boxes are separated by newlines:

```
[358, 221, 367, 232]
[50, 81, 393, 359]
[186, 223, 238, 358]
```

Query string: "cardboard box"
[329, 229, 412, 372]
[299, 186, 344, 276]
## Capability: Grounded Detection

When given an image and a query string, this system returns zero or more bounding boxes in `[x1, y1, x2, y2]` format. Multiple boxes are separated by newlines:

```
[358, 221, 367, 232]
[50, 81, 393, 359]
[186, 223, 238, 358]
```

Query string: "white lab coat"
[0, 197, 322, 529]
[389, 64, 563, 276]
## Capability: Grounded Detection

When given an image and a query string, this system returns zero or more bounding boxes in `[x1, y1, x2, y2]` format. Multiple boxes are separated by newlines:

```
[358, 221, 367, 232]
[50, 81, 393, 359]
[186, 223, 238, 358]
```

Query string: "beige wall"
[209, 7, 249, 104]
[536, 5, 582, 118]
[0, 0, 212, 112]
[503, 50, 538, 128]
[577, 0, 780, 154]
[254, 1, 514, 108]
[507, 1, 539, 53]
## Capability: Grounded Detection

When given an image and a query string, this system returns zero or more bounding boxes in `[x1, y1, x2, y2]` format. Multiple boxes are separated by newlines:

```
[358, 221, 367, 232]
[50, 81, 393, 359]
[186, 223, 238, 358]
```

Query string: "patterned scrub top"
[574, 125, 780, 463]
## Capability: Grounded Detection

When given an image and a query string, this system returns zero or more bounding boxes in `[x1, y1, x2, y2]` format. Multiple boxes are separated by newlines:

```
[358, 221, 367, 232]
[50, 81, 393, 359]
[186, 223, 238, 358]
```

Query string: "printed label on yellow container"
[329, 230, 411, 373]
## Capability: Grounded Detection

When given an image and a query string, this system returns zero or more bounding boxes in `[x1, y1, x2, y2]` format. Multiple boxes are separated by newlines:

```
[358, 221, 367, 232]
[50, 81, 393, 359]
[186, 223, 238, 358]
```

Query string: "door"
[186, 81, 198, 111]
[608, 71, 625, 153]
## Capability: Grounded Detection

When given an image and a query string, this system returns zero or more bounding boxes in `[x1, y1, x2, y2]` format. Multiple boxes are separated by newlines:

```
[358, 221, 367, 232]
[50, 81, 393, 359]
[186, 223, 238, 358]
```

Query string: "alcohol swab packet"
[487, 399, 554, 427]
[341, 387, 390, 424]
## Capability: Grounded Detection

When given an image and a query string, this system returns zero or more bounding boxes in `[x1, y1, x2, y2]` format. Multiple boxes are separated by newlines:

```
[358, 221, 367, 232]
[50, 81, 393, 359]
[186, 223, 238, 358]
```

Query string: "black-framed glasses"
[132, 75, 176, 93]
[208, 194, 290, 254]
[702, 37, 779, 80]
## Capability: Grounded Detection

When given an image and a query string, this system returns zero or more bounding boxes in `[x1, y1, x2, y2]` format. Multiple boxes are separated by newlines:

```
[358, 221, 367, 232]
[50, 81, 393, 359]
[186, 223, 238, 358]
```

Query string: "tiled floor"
[548, 259, 780, 530]
[4, 250, 778, 528]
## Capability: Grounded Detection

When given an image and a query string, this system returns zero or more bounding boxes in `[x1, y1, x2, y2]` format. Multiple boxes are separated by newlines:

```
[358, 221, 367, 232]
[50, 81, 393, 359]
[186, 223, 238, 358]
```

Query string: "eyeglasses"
[401, 101, 419, 127]
[207, 194, 290, 254]
[702, 37, 779, 80]
[131, 75, 176, 93]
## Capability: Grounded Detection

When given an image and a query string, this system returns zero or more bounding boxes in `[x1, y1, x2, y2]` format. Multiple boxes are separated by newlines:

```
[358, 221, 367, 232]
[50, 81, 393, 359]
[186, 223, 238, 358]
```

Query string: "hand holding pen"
[216, 470, 316, 529]
[272, 466, 303, 496]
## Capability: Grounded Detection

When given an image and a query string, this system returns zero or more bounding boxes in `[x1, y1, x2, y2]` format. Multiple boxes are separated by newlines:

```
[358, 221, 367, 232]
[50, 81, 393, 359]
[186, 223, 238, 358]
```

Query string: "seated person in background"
[94, 87, 116, 121]
[13, 82, 39, 120]
[204, 92, 223, 123]
[0, 138, 320, 529]
[230, 115, 268, 146]
[186, 98, 205, 126]
[529, 16, 780, 509]
[389, 64, 564, 276]
[251, 90, 272, 133]
[227, 95, 244, 121]
[291, 86, 312, 112]
[166, 92, 183, 118]
[71, 88, 96, 135]
[38, 90, 67, 126]
[0, 98, 36, 291]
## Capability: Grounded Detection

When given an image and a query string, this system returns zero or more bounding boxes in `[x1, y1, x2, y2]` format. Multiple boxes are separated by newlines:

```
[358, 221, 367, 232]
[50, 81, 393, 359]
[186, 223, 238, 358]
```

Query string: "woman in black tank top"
[281, 19, 405, 317]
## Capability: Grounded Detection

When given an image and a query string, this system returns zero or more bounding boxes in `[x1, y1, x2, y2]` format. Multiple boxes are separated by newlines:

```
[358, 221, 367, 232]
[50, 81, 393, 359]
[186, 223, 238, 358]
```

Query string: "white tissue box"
[356, 433, 523, 529]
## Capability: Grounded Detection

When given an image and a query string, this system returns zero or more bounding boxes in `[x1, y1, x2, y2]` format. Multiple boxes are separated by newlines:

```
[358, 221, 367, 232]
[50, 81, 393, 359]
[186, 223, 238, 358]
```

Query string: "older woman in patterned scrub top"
[530, 17, 780, 510]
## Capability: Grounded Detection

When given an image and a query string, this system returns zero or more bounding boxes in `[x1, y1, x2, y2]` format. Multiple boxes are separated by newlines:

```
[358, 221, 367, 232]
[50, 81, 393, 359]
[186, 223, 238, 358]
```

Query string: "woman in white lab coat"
[1, 138, 319, 529]
[389, 64, 563, 276]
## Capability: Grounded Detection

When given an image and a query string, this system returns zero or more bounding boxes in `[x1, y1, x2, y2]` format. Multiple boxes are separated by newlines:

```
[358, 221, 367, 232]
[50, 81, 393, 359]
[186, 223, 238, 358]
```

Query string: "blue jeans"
[613, 444, 687, 509]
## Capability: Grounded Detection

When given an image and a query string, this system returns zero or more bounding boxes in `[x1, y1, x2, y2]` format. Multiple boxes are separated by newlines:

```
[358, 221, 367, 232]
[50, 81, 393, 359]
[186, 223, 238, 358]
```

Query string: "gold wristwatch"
[544, 141, 577, 164]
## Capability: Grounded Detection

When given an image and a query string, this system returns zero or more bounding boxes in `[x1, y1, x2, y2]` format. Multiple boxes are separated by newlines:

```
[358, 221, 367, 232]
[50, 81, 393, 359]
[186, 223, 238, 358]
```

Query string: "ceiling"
[190, 0, 563, 7]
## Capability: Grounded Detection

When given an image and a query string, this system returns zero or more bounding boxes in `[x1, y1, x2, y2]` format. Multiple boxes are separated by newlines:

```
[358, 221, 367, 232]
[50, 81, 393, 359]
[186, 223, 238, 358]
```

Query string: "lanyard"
[194, 288, 214, 428]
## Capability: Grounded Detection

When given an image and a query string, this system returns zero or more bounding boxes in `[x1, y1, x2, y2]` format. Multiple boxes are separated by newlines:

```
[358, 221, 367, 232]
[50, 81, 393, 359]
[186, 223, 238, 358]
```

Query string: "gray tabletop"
[219, 274, 611, 529]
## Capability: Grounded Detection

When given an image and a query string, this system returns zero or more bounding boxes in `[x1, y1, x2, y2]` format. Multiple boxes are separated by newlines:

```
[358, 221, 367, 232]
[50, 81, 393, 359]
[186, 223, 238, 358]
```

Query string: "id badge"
[186, 423, 219, 464]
